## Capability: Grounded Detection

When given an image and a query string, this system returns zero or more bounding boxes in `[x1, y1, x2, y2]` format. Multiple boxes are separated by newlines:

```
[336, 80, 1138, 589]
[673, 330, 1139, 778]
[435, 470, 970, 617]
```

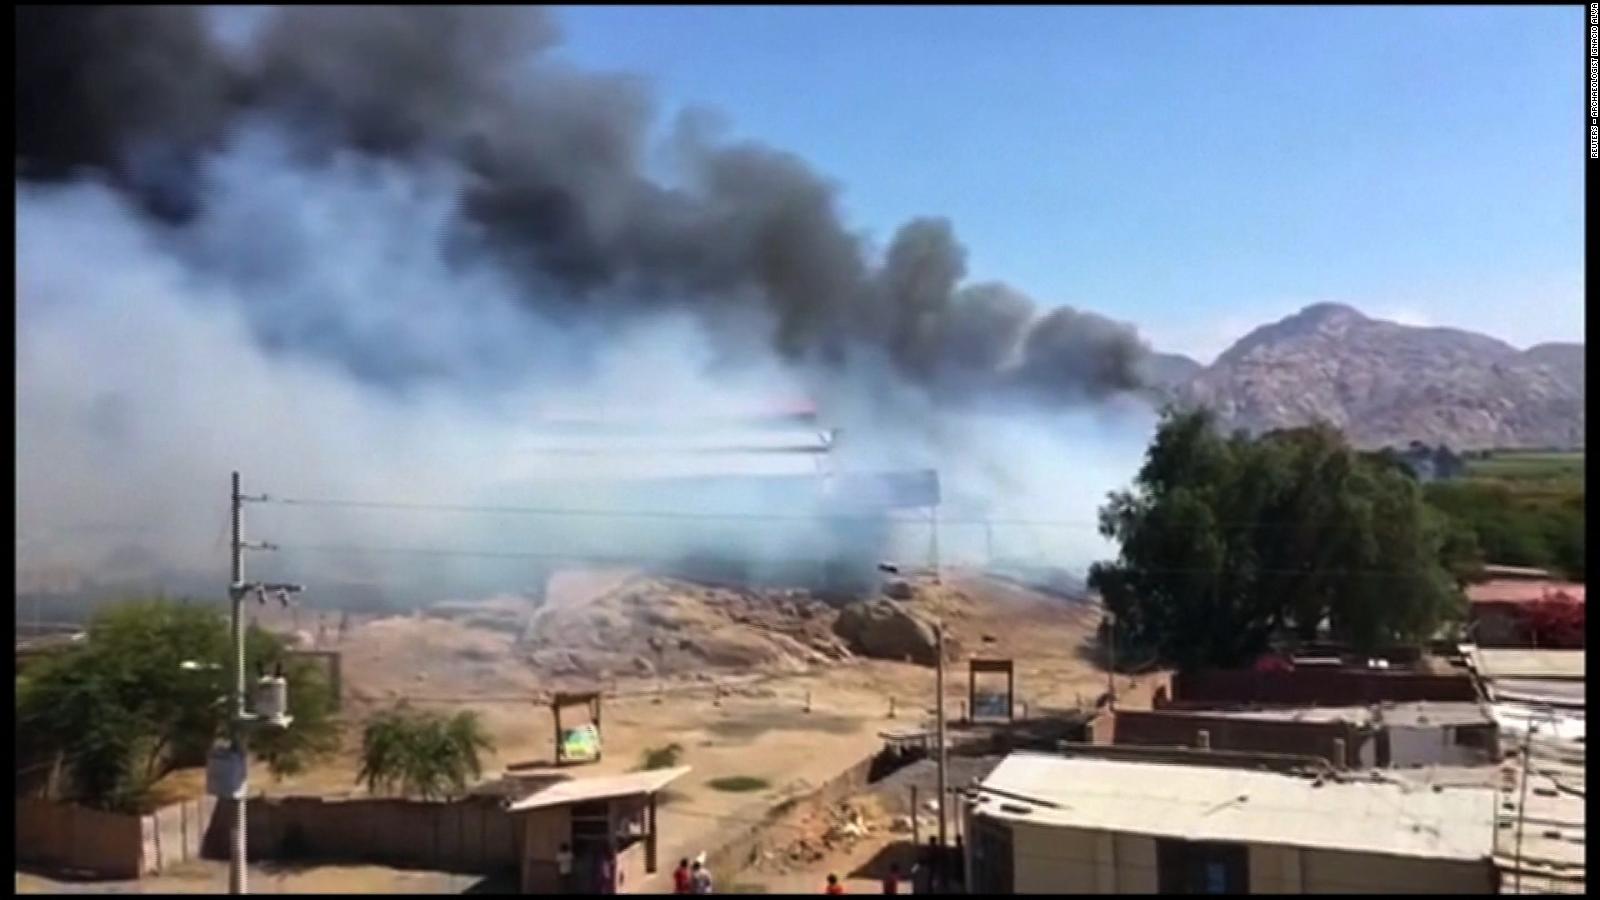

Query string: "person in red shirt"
[672, 858, 693, 894]
[882, 862, 902, 895]
[826, 873, 844, 895]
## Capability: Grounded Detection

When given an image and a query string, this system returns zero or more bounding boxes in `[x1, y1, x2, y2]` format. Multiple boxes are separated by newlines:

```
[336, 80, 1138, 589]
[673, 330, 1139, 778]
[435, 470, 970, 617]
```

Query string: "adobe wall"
[1172, 669, 1477, 706]
[203, 794, 522, 874]
[1107, 709, 1365, 768]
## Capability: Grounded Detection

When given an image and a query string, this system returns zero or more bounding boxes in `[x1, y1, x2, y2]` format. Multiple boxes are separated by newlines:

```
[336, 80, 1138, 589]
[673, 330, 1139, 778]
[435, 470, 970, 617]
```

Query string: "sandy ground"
[184, 569, 1134, 802]
[26, 569, 1150, 895]
[15, 861, 484, 894]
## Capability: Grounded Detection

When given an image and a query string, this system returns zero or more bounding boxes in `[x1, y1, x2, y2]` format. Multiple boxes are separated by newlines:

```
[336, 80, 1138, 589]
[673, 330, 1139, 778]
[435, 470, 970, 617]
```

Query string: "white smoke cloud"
[16, 121, 1155, 607]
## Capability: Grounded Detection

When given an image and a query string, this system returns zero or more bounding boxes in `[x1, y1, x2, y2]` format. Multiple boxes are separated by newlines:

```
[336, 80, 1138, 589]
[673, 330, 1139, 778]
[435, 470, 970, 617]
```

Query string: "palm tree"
[357, 704, 494, 800]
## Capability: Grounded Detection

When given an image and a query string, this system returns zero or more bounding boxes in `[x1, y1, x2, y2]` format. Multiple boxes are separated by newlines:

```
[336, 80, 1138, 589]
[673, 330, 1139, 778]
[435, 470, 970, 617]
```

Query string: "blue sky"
[551, 5, 1584, 362]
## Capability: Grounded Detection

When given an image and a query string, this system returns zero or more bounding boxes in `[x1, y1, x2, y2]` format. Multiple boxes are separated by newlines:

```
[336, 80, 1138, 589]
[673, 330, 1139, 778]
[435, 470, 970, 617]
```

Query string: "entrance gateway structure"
[969, 658, 1016, 722]
[508, 766, 690, 894]
[551, 691, 603, 767]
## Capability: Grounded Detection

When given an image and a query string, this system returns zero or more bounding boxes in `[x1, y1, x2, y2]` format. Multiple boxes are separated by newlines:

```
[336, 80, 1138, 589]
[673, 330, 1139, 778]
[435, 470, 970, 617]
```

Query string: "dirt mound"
[519, 575, 854, 681]
[833, 598, 954, 666]
[319, 567, 1111, 711]
[339, 613, 543, 703]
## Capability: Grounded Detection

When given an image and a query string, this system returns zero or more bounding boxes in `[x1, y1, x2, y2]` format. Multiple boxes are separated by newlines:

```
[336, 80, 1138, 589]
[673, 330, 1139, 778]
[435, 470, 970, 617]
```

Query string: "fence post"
[911, 785, 920, 847]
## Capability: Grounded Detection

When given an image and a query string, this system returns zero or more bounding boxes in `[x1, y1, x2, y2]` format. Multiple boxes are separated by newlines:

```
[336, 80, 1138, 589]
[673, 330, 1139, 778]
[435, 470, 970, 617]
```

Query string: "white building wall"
[1007, 821, 1156, 894]
[1300, 847, 1495, 894]
[1248, 842, 1305, 893]
[1387, 725, 1484, 768]
[1004, 823, 1495, 894]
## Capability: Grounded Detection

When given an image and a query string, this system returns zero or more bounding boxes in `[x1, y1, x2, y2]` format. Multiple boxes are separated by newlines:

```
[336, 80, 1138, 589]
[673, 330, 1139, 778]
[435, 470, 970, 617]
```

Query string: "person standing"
[596, 850, 617, 895]
[555, 842, 574, 893]
[673, 858, 693, 894]
[826, 873, 845, 895]
[692, 856, 714, 895]
[915, 837, 941, 894]
[882, 862, 902, 895]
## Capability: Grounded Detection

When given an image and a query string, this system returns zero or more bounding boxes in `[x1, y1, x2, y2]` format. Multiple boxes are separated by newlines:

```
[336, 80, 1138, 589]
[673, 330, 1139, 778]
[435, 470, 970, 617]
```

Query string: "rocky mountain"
[1166, 303, 1584, 450]
[1141, 352, 1205, 392]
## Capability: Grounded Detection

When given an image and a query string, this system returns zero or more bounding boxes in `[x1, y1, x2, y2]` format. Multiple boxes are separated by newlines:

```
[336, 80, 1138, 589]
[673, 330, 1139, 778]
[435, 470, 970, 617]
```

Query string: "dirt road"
[15, 861, 484, 894]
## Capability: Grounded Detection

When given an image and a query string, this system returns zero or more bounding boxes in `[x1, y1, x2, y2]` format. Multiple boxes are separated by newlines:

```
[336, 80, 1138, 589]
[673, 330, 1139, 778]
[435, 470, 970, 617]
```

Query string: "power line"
[265, 495, 1057, 526]
[30, 495, 1444, 536]
[275, 543, 862, 567]
[268, 540, 1455, 579]
[260, 494, 1338, 531]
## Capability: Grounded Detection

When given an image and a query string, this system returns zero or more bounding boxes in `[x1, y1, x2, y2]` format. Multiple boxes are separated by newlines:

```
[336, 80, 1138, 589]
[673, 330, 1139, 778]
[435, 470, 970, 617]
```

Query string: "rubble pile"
[754, 799, 884, 875]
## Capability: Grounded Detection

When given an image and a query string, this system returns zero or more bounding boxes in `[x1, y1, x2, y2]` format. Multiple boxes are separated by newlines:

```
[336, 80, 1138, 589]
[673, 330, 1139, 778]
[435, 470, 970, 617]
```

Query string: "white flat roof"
[507, 766, 691, 812]
[972, 753, 1495, 863]
[1469, 649, 1584, 681]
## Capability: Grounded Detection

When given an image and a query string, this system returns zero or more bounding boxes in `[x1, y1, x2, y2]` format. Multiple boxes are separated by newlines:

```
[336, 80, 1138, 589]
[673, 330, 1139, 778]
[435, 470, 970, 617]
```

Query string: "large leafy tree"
[1090, 409, 1467, 670]
[357, 704, 494, 801]
[1424, 480, 1585, 582]
[15, 599, 340, 811]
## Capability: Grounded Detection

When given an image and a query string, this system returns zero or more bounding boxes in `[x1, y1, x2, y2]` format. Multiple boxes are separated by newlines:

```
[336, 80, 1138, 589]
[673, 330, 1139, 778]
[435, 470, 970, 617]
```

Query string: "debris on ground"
[749, 797, 890, 875]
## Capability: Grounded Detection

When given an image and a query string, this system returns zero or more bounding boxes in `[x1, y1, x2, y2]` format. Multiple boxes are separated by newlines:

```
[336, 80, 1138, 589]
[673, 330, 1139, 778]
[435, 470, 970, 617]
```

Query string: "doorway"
[1156, 839, 1250, 894]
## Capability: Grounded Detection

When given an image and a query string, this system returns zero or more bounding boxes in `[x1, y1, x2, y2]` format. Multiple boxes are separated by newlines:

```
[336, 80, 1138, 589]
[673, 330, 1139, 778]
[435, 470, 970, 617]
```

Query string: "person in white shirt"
[555, 842, 573, 892]
[691, 854, 714, 894]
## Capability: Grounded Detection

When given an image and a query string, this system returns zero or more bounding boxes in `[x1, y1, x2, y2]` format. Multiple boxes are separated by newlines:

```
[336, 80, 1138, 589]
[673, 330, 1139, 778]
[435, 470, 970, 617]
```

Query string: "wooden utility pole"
[1105, 608, 1117, 707]
[910, 785, 920, 847]
[935, 622, 948, 849]
[1512, 713, 1549, 895]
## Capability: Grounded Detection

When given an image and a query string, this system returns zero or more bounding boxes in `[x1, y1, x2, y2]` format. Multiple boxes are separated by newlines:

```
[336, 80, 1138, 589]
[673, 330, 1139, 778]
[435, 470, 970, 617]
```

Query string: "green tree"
[1423, 480, 1586, 581]
[357, 704, 494, 800]
[15, 598, 341, 811]
[1090, 409, 1466, 670]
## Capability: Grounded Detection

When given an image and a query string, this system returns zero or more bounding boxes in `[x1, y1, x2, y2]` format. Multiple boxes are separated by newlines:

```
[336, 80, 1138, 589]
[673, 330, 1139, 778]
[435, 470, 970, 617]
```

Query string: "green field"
[1463, 450, 1585, 484]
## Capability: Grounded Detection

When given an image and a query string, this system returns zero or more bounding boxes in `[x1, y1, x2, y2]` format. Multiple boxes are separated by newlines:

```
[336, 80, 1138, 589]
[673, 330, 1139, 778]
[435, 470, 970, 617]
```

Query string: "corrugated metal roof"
[507, 766, 691, 811]
[1467, 580, 1585, 606]
[1173, 705, 1376, 725]
[1491, 678, 1586, 708]
[1490, 703, 1586, 742]
[1469, 649, 1585, 680]
[1480, 565, 1555, 580]
[972, 752, 1495, 862]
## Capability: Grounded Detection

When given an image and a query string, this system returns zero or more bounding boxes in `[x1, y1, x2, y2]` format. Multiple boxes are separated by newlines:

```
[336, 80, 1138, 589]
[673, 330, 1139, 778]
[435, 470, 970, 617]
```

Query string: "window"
[1157, 839, 1249, 894]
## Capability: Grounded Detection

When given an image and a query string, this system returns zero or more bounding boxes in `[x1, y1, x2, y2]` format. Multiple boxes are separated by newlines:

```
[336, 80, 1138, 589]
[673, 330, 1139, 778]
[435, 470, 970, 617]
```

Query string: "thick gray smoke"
[15, 5, 1150, 398]
[15, 6, 1158, 606]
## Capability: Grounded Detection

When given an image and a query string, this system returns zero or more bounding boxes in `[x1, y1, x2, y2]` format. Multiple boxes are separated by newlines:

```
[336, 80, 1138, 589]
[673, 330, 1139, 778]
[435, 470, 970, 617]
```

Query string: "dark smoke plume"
[14, 5, 1152, 405]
